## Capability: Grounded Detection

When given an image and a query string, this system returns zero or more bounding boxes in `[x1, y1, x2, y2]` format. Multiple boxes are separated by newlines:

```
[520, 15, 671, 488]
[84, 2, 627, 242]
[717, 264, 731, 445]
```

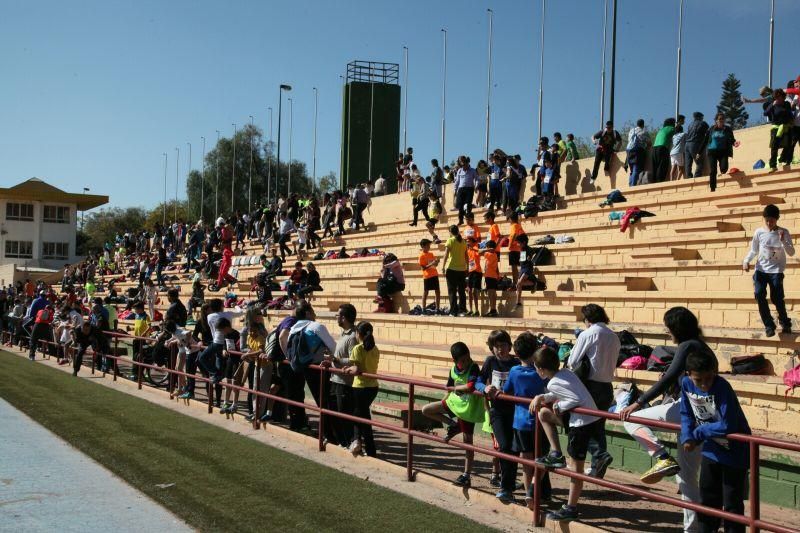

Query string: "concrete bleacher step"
[581, 276, 655, 291]
[370, 402, 431, 430]
[713, 194, 785, 209]
[629, 247, 700, 261]
[673, 221, 743, 234]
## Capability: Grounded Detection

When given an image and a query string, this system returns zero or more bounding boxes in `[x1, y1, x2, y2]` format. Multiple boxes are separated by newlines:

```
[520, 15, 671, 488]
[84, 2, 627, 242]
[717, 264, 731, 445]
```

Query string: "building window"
[5, 240, 33, 259]
[42, 242, 69, 260]
[43, 205, 70, 224]
[6, 203, 34, 221]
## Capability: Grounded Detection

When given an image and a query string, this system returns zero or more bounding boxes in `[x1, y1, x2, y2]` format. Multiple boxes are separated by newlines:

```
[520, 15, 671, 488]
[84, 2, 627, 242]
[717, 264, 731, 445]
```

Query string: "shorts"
[565, 417, 605, 461]
[508, 251, 520, 267]
[443, 402, 475, 435]
[484, 277, 498, 290]
[423, 276, 440, 292]
[512, 429, 535, 454]
[224, 354, 242, 380]
[670, 153, 684, 167]
[468, 272, 483, 289]
[476, 182, 488, 193]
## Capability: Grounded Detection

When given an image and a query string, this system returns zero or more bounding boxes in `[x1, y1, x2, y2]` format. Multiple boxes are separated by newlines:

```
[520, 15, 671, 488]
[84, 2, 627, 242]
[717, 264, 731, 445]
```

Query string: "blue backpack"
[753, 159, 766, 170]
[286, 323, 324, 372]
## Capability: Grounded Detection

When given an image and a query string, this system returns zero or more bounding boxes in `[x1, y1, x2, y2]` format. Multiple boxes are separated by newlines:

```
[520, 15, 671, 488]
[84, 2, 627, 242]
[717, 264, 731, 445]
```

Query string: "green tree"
[144, 200, 190, 229]
[186, 125, 319, 223]
[318, 171, 338, 194]
[717, 73, 749, 129]
[80, 207, 147, 254]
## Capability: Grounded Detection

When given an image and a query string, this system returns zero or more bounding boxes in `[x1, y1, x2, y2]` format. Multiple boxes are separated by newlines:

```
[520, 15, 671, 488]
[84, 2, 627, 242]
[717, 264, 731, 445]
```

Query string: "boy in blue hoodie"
[503, 331, 551, 506]
[680, 349, 751, 533]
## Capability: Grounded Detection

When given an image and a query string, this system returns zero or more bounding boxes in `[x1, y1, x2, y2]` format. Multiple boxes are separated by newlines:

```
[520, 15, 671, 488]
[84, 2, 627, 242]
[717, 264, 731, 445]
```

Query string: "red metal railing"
[5, 327, 800, 532]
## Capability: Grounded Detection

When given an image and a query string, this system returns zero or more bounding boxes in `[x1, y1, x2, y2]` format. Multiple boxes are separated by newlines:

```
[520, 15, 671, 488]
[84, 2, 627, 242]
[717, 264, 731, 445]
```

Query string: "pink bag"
[784, 364, 800, 396]
[620, 356, 647, 370]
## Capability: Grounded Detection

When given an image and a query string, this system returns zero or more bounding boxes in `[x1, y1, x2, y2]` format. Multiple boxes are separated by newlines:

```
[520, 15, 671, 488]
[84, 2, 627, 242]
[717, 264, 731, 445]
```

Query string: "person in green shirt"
[442, 225, 468, 316]
[653, 117, 677, 182]
[565, 134, 581, 162]
[554, 132, 569, 166]
[344, 321, 380, 457]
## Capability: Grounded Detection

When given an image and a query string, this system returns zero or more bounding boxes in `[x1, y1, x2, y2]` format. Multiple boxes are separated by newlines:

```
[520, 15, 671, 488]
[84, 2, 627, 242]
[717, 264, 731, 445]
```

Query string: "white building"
[0, 178, 107, 278]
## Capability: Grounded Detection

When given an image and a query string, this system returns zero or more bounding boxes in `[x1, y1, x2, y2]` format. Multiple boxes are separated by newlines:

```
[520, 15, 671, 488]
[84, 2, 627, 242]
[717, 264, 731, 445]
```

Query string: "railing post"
[253, 357, 261, 430]
[749, 441, 760, 533]
[91, 347, 96, 375]
[532, 407, 543, 527]
[136, 359, 143, 390]
[112, 337, 119, 381]
[168, 345, 177, 398]
[318, 365, 326, 452]
[407, 383, 415, 482]
[207, 377, 214, 414]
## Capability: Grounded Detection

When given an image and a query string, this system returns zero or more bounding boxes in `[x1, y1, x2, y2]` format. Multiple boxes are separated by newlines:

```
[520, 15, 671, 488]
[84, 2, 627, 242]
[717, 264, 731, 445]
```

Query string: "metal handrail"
[6, 327, 798, 532]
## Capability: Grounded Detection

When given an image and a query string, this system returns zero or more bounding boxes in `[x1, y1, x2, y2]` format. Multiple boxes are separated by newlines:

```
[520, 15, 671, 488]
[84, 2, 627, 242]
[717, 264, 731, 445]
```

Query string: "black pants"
[699, 457, 747, 533]
[652, 145, 670, 182]
[411, 198, 430, 225]
[353, 202, 367, 230]
[445, 269, 467, 316]
[278, 233, 292, 260]
[584, 380, 613, 466]
[184, 350, 209, 394]
[753, 271, 789, 330]
[302, 366, 338, 444]
[352, 386, 378, 457]
[769, 127, 792, 170]
[591, 149, 612, 180]
[329, 382, 355, 446]
[455, 186, 474, 225]
[28, 323, 52, 359]
[707, 150, 728, 192]
[73, 343, 98, 374]
[685, 143, 705, 178]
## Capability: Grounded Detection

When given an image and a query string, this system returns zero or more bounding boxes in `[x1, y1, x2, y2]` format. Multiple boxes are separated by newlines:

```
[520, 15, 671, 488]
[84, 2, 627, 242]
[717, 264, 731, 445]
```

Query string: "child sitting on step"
[422, 342, 484, 488]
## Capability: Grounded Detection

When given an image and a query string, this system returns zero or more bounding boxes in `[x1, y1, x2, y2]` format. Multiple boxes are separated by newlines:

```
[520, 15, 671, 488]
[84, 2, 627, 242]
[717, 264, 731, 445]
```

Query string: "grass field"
[0, 350, 493, 532]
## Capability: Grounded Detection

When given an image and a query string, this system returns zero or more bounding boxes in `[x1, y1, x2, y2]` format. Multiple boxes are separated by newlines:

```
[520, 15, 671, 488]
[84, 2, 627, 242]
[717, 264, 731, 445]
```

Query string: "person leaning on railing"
[619, 306, 710, 533]
[342, 321, 379, 458]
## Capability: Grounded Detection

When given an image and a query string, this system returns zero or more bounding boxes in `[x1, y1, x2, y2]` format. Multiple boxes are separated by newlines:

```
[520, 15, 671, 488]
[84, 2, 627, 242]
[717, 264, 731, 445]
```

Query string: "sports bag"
[557, 342, 573, 362]
[784, 362, 800, 395]
[647, 345, 676, 372]
[620, 356, 647, 370]
[730, 354, 769, 375]
[285, 323, 324, 372]
[264, 327, 285, 361]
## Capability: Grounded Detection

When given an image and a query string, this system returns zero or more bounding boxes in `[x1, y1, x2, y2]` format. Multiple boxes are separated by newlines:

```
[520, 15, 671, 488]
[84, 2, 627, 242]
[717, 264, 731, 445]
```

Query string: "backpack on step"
[730, 354, 769, 375]
[647, 345, 676, 372]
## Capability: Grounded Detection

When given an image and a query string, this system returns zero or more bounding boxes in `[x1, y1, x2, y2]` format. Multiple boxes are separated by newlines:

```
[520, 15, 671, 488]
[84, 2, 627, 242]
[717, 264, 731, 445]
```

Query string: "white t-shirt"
[567, 322, 620, 383]
[542, 369, 600, 427]
[208, 311, 239, 344]
[743, 226, 795, 274]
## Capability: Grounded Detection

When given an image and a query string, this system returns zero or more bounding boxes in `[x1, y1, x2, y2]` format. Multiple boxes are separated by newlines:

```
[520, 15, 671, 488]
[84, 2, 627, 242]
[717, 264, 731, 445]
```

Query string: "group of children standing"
[422, 321, 752, 528]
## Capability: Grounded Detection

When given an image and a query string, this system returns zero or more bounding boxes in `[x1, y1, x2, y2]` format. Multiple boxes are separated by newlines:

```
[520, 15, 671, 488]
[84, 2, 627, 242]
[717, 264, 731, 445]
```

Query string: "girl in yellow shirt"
[345, 321, 380, 457]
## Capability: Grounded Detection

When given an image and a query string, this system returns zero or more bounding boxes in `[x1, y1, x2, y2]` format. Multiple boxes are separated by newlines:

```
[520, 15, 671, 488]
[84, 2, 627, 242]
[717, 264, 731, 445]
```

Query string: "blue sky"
[2, 0, 798, 209]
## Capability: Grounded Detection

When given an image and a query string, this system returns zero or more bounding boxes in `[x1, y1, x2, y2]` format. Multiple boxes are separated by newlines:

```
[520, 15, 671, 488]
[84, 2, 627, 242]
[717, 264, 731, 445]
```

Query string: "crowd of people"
[3, 79, 799, 528]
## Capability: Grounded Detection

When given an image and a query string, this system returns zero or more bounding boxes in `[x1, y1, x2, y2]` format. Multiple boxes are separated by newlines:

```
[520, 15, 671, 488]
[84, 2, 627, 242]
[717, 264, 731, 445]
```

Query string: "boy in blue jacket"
[503, 331, 551, 506]
[680, 349, 751, 533]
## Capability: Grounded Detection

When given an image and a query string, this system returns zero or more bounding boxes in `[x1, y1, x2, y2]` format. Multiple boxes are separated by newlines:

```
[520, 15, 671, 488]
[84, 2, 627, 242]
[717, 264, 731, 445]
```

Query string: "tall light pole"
[162, 152, 167, 225]
[536, 0, 546, 143]
[174, 147, 179, 222]
[81, 187, 90, 229]
[267, 106, 273, 203]
[186, 142, 192, 220]
[485, 9, 493, 161]
[440, 28, 447, 166]
[200, 136, 206, 221]
[368, 81, 375, 181]
[287, 97, 293, 196]
[600, 0, 608, 127]
[675, 0, 684, 119]
[609, 0, 618, 125]
[768, 0, 775, 88]
[312, 87, 318, 193]
[276, 84, 292, 201]
[402, 45, 409, 154]
[231, 123, 237, 213]
[215, 130, 220, 219]
[248, 115, 254, 212]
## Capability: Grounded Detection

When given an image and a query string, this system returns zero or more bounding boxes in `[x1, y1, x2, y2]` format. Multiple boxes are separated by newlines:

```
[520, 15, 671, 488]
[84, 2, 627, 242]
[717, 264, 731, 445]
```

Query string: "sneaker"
[547, 505, 578, 522]
[244, 413, 256, 422]
[489, 474, 501, 487]
[641, 455, 681, 484]
[219, 403, 231, 414]
[259, 412, 272, 422]
[535, 452, 566, 469]
[592, 453, 614, 479]
[485, 310, 499, 317]
[453, 473, 471, 487]
[495, 489, 513, 504]
[348, 439, 362, 456]
[782, 325, 792, 335]
[178, 391, 194, 400]
[765, 327, 776, 338]
[443, 423, 461, 443]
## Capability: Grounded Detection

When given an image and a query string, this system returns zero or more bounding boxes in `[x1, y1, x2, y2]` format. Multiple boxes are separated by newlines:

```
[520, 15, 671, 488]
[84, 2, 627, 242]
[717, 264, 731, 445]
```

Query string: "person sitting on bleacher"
[287, 262, 307, 300]
[296, 262, 322, 300]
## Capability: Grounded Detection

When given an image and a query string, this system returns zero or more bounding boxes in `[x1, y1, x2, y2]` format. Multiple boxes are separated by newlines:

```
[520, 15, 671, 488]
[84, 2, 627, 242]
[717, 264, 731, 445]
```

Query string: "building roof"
[0, 178, 108, 211]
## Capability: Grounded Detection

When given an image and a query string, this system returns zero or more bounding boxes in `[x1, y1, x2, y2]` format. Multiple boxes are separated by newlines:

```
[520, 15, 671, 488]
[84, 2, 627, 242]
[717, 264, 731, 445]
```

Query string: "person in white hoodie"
[743, 204, 795, 337]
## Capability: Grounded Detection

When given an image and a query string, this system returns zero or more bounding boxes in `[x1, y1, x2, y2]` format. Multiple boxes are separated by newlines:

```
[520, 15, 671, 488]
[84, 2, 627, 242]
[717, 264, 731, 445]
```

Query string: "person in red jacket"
[29, 304, 55, 360]
[215, 218, 237, 289]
